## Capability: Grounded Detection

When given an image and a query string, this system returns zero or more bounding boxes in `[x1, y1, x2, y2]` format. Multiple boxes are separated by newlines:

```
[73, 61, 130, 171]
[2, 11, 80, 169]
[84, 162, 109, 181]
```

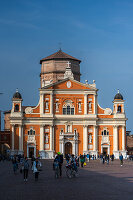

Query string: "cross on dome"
[67, 61, 71, 68]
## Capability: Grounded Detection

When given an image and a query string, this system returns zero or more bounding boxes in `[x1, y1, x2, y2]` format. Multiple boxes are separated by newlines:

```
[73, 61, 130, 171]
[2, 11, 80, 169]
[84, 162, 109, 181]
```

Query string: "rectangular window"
[63, 108, 66, 115]
[67, 106, 70, 115]
[71, 108, 74, 115]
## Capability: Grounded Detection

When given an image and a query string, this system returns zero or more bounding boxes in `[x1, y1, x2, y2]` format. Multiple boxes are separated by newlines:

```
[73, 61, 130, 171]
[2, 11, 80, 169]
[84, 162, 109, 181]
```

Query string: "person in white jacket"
[32, 158, 39, 181]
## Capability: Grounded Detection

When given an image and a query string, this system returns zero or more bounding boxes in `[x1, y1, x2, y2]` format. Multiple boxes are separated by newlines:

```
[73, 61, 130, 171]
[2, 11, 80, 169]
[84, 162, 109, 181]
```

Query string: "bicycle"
[66, 163, 78, 179]
[53, 161, 60, 179]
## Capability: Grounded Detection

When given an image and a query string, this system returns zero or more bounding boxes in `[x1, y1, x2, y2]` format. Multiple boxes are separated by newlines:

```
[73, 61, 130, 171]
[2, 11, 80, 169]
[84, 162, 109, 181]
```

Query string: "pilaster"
[93, 125, 98, 152]
[83, 125, 88, 153]
[84, 94, 87, 115]
[50, 93, 53, 114]
[12, 124, 15, 151]
[40, 125, 44, 151]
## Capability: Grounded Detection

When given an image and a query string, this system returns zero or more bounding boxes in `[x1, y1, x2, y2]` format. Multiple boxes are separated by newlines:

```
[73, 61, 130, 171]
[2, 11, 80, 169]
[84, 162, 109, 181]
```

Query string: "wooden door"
[65, 142, 72, 155]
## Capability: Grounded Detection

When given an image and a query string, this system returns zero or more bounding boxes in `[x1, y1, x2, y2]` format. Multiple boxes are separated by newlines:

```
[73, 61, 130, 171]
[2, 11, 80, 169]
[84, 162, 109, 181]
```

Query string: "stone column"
[40, 93, 44, 114]
[113, 125, 118, 151]
[122, 125, 125, 151]
[83, 125, 88, 152]
[50, 125, 52, 151]
[84, 94, 87, 115]
[50, 93, 53, 114]
[93, 125, 98, 152]
[19, 125, 22, 151]
[62, 142, 64, 154]
[21, 125, 23, 151]
[52, 126, 55, 151]
[40, 125, 44, 151]
[94, 95, 96, 114]
[12, 124, 15, 151]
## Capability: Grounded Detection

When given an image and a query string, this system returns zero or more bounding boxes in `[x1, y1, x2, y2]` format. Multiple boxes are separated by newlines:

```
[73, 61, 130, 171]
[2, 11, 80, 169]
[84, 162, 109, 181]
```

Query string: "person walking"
[119, 154, 123, 166]
[12, 155, 18, 174]
[54, 152, 63, 178]
[80, 155, 85, 167]
[32, 158, 39, 181]
[23, 157, 29, 182]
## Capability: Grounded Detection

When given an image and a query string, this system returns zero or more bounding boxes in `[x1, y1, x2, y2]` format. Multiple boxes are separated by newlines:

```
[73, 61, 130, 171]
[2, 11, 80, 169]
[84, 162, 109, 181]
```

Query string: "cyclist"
[53, 152, 63, 178]
[70, 154, 77, 172]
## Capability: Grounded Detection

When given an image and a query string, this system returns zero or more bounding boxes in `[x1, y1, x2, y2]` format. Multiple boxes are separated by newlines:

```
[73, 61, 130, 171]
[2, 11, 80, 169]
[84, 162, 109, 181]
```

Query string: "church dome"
[13, 89, 22, 99]
[114, 90, 123, 100]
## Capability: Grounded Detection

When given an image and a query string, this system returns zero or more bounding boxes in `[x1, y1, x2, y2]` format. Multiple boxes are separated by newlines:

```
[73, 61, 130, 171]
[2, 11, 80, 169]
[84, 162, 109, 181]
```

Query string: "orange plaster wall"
[50, 80, 92, 90]
[32, 105, 40, 113]
[118, 126, 122, 151]
[98, 115, 113, 118]
[73, 125, 83, 155]
[53, 94, 84, 115]
[98, 125, 113, 155]
[54, 125, 83, 155]
[24, 114, 40, 118]
[97, 105, 105, 114]
[54, 125, 64, 154]
[23, 125, 40, 157]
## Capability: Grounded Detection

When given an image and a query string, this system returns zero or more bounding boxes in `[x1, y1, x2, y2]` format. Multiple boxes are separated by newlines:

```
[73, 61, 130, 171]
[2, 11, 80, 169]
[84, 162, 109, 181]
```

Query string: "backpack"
[24, 161, 29, 169]
[59, 154, 63, 164]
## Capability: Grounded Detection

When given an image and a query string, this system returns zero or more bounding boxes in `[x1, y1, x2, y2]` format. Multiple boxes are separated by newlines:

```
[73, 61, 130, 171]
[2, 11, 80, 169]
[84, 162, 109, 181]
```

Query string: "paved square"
[0, 159, 133, 200]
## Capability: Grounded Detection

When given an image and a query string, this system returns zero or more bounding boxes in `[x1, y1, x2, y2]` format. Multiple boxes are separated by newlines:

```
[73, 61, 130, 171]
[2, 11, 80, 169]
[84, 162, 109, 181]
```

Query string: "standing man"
[56, 152, 63, 178]
[119, 154, 123, 166]
[23, 157, 29, 182]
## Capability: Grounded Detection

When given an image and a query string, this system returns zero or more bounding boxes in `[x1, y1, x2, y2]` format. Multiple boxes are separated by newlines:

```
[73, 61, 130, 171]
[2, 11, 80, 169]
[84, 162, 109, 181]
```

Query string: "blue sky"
[0, 0, 133, 132]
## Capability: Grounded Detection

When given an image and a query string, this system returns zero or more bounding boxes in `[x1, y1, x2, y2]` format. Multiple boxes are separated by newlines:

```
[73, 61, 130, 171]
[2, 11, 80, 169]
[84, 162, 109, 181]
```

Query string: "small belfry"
[4, 50, 127, 159]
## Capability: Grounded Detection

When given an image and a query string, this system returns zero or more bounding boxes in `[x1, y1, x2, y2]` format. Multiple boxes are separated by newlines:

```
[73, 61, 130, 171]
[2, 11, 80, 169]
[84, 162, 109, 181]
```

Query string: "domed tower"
[11, 89, 23, 117]
[40, 49, 81, 87]
[113, 90, 125, 114]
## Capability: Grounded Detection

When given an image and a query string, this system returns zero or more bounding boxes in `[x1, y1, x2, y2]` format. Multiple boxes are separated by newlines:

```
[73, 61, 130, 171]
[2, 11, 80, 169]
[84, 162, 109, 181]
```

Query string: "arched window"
[117, 106, 121, 113]
[14, 104, 19, 112]
[28, 129, 35, 135]
[63, 105, 74, 115]
[102, 129, 109, 136]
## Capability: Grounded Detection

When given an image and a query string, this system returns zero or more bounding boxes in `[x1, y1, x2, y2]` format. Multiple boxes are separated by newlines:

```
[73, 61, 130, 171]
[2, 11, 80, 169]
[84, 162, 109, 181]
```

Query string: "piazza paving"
[0, 159, 133, 200]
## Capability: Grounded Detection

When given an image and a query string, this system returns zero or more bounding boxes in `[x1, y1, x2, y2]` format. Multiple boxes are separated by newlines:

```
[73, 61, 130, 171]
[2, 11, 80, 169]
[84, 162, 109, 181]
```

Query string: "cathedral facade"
[7, 50, 127, 159]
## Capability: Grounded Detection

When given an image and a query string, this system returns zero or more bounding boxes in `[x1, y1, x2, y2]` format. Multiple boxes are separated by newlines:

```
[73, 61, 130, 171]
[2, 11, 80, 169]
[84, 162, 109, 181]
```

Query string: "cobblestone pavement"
[1, 159, 133, 200]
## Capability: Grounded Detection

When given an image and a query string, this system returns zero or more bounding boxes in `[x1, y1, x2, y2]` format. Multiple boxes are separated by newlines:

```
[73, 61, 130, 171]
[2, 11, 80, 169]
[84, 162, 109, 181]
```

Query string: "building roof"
[114, 90, 123, 100]
[13, 89, 22, 99]
[40, 49, 81, 64]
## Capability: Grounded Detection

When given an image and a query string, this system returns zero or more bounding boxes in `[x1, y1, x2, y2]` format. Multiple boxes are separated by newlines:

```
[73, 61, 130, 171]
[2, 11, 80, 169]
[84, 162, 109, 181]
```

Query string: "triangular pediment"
[41, 78, 97, 91]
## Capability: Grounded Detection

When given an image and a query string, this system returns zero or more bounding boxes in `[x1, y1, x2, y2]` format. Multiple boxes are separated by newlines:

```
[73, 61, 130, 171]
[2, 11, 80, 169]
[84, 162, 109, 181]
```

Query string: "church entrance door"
[103, 147, 108, 156]
[29, 147, 34, 158]
[65, 142, 72, 155]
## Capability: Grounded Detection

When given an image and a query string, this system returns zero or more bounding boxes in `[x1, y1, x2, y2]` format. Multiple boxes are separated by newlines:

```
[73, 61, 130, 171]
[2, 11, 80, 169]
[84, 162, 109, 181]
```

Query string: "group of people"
[10, 152, 125, 181]
[12, 155, 42, 182]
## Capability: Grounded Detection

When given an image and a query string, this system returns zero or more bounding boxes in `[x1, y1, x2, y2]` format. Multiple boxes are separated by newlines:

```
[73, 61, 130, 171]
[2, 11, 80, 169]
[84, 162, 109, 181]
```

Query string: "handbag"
[84, 162, 86, 166]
